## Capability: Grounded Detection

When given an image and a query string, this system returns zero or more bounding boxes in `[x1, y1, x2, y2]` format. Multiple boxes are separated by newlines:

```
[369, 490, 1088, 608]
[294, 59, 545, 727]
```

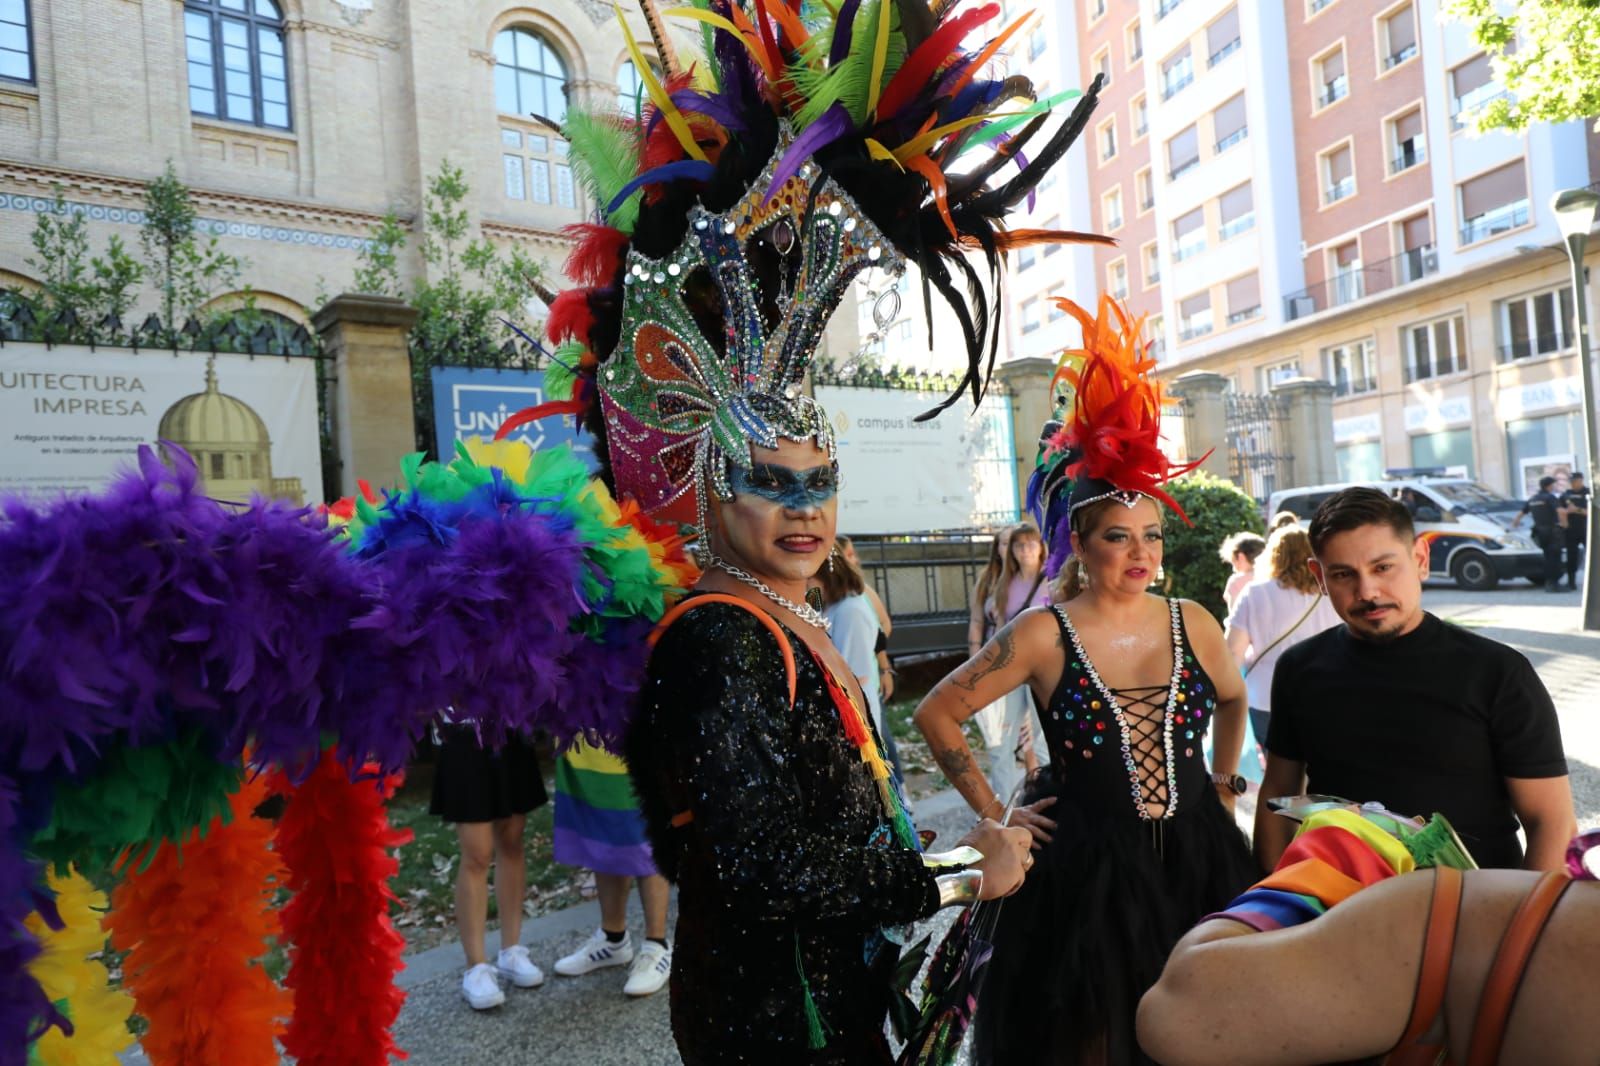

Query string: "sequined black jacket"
[627, 601, 940, 1063]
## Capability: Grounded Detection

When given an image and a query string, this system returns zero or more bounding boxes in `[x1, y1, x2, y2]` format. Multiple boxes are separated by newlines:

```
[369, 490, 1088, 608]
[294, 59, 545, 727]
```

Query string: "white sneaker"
[623, 940, 672, 997]
[496, 944, 545, 988]
[461, 962, 505, 1010]
[553, 928, 634, 976]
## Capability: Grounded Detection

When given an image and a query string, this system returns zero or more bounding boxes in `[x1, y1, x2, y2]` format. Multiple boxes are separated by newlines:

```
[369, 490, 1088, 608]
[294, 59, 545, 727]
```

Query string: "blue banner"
[430, 366, 595, 467]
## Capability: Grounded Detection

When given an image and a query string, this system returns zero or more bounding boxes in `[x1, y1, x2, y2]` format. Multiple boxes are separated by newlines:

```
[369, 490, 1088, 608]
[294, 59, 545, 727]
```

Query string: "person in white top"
[1223, 526, 1343, 746]
[817, 547, 901, 777]
[1218, 531, 1267, 615]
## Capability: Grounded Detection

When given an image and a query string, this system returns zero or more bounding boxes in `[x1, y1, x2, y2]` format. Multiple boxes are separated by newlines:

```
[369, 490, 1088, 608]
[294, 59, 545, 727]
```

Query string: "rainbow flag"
[553, 740, 657, 877]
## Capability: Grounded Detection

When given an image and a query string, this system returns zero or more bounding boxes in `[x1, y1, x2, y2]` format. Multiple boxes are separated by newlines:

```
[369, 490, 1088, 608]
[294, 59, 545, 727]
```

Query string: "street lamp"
[1552, 187, 1600, 631]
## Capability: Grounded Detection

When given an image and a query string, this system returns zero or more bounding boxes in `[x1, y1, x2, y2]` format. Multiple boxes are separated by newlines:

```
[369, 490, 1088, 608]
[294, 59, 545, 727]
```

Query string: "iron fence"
[1224, 391, 1293, 502]
[0, 290, 320, 357]
[848, 532, 999, 661]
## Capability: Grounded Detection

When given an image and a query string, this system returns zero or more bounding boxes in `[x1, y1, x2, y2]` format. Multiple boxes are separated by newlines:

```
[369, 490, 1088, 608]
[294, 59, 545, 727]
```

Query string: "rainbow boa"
[0, 437, 696, 1064]
[1208, 805, 1478, 933]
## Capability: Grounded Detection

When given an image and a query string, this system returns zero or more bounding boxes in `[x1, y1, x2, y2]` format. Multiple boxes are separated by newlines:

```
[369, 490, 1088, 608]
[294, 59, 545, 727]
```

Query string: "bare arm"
[1253, 754, 1307, 872]
[1508, 774, 1578, 871]
[1136, 874, 1429, 1065]
[967, 584, 988, 656]
[1224, 622, 1252, 669]
[915, 610, 1056, 819]
[864, 586, 892, 636]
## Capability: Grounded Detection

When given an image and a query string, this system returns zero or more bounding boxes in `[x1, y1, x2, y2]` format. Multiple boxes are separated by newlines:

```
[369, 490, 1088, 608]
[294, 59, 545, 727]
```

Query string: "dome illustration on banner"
[159, 355, 305, 506]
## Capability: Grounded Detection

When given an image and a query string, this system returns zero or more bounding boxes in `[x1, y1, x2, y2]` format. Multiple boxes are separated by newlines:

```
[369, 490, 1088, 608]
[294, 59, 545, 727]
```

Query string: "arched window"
[184, 0, 290, 129]
[494, 28, 568, 124]
[616, 59, 652, 116]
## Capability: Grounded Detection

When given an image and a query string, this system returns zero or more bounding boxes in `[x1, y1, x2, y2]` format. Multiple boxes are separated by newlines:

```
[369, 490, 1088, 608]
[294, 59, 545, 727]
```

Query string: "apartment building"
[1020, 0, 1600, 497]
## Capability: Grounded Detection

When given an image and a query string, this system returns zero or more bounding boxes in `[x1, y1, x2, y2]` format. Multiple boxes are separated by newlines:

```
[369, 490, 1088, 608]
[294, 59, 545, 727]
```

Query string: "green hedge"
[1161, 471, 1264, 621]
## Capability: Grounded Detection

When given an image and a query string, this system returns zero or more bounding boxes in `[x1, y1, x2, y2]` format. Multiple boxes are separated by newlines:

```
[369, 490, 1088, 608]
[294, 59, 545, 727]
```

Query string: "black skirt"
[971, 772, 1256, 1066]
[428, 725, 549, 824]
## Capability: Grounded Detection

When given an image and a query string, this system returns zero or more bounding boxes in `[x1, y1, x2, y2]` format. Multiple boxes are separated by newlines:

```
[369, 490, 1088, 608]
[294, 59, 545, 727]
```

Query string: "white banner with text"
[815, 385, 1017, 533]
[0, 344, 320, 503]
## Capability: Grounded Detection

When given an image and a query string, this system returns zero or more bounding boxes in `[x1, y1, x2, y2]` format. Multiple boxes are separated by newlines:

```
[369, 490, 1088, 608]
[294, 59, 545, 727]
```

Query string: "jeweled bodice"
[1038, 599, 1217, 822]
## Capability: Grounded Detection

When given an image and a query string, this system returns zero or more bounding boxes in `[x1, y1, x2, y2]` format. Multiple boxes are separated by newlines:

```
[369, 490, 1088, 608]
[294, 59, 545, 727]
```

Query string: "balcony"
[1209, 38, 1240, 68]
[1390, 143, 1426, 175]
[1157, 0, 1185, 19]
[1309, 0, 1335, 12]
[1173, 234, 1206, 261]
[1135, 118, 1149, 137]
[1332, 374, 1377, 398]
[1459, 200, 1529, 245]
[1331, 270, 1364, 307]
[1452, 85, 1509, 128]
[1140, 193, 1155, 211]
[1324, 176, 1355, 204]
[1226, 305, 1262, 325]
[1106, 211, 1124, 230]
[1170, 157, 1200, 182]
[1178, 320, 1215, 341]
[1317, 75, 1349, 109]
[1282, 243, 1438, 321]
[1219, 213, 1255, 241]
[1215, 127, 1248, 154]
[1162, 69, 1194, 100]
[1384, 43, 1417, 69]
[1499, 333, 1571, 363]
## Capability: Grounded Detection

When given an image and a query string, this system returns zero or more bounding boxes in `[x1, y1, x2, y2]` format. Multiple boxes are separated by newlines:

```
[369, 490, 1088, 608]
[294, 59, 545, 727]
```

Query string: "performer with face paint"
[486, 1, 1111, 1058]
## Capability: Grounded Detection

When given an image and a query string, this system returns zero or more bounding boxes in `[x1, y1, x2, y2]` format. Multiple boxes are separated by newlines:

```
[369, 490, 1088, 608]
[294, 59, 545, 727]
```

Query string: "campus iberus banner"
[0, 344, 319, 502]
[429, 365, 595, 466]
[815, 385, 1017, 533]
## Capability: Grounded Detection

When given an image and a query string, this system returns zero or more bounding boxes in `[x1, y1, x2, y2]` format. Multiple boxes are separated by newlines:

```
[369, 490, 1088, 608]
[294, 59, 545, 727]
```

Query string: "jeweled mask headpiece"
[498, 0, 1112, 535]
[599, 129, 903, 526]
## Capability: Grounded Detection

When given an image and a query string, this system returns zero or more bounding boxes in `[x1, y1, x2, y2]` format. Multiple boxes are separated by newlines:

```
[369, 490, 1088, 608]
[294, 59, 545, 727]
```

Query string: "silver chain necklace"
[706, 553, 832, 634]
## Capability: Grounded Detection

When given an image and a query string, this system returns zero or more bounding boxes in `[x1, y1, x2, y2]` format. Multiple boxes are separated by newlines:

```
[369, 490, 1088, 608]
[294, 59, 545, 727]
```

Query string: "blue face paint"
[728, 462, 838, 511]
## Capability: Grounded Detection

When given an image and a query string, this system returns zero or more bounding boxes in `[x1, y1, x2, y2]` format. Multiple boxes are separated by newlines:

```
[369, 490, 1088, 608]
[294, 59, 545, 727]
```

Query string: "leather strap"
[651, 593, 797, 708]
[1386, 866, 1462, 1065]
[651, 593, 799, 830]
[1464, 871, 1572, 1066]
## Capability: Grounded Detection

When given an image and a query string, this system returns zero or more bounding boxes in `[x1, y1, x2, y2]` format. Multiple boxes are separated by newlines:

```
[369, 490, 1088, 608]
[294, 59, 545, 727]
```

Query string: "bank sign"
[429, 366, 594, 466]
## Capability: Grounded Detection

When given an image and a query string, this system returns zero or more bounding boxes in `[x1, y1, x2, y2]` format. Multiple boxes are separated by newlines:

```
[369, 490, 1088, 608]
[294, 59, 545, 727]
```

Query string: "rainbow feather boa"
[0, 437, 696, 1063]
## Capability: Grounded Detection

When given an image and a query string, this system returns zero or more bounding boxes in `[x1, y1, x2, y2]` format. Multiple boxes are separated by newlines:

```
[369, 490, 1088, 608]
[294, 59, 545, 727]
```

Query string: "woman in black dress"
[915, 297, 1256, 1064]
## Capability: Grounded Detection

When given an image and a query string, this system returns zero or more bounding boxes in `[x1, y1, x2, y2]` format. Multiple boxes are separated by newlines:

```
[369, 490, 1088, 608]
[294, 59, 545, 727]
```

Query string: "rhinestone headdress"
[598, 130, 902, 525]
[1027, 295, 1209, 577]
[498, 0, 1110, 530]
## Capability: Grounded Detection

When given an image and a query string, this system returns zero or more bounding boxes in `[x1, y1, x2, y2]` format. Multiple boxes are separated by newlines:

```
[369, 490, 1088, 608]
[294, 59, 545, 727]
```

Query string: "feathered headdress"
[1027, 295, 1207, 577]
[499, 0, 1109, 529]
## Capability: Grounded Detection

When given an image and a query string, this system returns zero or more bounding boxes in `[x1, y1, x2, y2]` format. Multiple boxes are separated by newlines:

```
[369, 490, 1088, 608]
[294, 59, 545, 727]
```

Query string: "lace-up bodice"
[1040, 599, 1217, 821]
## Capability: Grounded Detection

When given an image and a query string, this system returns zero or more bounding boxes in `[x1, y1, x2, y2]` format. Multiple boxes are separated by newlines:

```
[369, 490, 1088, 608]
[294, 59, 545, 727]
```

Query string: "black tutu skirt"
[971, 772, 1255, 1066]
[428, 725, 548, 824]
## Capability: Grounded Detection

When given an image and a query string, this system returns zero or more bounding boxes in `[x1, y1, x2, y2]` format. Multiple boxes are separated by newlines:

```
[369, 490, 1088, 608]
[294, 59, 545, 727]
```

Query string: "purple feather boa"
[0, 442, 667, 1045]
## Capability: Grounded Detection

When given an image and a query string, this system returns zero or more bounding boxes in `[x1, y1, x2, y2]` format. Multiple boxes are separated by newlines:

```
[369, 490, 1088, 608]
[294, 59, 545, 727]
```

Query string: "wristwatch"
[1211, 771, 1247, 795]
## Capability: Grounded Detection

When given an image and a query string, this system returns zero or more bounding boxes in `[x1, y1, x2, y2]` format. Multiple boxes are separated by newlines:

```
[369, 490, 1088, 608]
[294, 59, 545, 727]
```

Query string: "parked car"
[1267, 476, 1543, 590]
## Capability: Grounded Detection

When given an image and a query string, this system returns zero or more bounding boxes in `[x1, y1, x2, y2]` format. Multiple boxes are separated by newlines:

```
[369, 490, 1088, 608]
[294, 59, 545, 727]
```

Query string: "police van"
[1266, 471, 1544, 590]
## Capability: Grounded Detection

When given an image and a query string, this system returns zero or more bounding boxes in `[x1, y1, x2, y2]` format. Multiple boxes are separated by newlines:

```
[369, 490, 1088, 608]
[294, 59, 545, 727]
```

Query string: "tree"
[140, 161, 245, 330]
[1443, 0, 1600, 133]
[402, 160, 545, 452]
[350, 211, 406, 298]
[1158, 471, 1266, 622]
[22, 189, 144, 337]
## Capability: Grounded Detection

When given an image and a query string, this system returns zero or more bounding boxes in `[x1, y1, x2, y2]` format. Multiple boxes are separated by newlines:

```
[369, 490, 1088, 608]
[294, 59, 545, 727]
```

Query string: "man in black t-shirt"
[1560, 472, 1589, 591]
[1511, 475, 1565, 591]
[1256, 487, 1575, 871]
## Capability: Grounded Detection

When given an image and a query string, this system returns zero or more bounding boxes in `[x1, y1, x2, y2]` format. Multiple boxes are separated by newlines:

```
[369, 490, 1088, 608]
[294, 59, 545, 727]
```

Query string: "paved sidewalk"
[387, 788, 978, 1066]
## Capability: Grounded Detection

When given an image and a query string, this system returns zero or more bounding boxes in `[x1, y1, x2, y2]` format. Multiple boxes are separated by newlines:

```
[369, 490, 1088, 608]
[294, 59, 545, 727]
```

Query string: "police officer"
[1511, 476, 1565, 593]
[1560, 472, 1589, 591]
